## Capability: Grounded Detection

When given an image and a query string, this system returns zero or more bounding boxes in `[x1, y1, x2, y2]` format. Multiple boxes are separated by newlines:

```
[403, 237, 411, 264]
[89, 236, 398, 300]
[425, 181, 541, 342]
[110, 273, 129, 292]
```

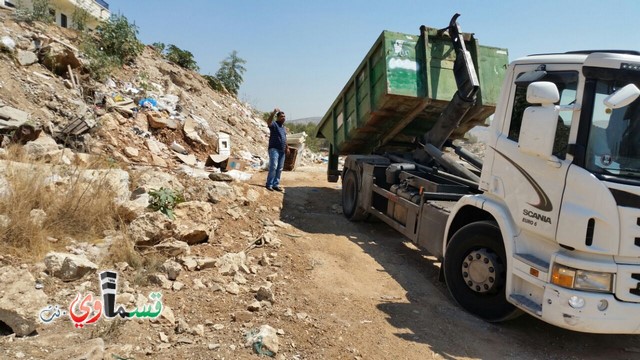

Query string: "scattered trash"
[138, 97, 158, 108]
[171, 141, 188, 155]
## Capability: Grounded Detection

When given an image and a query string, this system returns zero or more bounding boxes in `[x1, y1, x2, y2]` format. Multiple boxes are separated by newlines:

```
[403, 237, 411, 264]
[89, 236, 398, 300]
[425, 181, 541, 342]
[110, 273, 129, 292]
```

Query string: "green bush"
[148, 187, 184, 220]
[164, 44, 199, 71]
[14, 0, 54, 23]
[71, 2, 90, 31]
[95, 13, 144, 65]
[81, 13, 144, 80]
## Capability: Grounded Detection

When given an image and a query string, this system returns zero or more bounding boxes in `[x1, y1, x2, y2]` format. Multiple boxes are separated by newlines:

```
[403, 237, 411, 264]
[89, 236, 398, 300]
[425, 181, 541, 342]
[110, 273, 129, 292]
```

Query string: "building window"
[60, 13, 67, 28]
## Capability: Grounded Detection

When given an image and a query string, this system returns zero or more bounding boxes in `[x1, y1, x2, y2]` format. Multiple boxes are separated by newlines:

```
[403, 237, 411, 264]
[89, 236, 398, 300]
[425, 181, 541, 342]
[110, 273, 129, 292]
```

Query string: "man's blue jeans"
[266, 148, 285, 188]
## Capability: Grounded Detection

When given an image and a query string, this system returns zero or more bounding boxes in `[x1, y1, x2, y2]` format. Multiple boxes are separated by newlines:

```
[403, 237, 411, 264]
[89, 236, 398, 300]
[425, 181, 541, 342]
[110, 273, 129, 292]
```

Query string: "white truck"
[315, 14, 640, 333]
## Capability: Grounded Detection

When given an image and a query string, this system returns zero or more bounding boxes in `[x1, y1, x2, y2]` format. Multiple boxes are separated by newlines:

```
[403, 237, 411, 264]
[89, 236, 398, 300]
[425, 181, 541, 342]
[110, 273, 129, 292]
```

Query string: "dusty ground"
[3, 164, 640, 360]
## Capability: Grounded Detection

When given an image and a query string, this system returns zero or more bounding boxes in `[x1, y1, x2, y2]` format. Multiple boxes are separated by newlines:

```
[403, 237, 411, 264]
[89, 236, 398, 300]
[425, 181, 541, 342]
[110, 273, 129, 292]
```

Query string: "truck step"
[514, 253, 549, 273]
[509, 294, 542, 316]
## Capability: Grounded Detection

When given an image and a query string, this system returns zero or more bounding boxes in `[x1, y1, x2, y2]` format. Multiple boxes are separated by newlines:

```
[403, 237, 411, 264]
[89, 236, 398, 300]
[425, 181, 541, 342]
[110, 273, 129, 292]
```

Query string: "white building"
[1, 0, 110, 29]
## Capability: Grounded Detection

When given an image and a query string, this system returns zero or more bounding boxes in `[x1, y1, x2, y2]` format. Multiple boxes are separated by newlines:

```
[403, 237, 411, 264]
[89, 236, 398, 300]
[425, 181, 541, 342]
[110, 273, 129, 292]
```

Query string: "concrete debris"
[44, 252, 98, 282]
[0, 266, 48, 336]
[183, 117, 208, 145]
[216, 251, 248, 276]
[17, 50, 38, 66]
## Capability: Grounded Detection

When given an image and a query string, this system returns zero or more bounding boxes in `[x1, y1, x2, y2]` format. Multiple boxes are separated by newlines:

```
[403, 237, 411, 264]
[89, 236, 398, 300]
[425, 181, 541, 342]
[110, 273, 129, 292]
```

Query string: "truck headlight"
[551, 263, 613, 293]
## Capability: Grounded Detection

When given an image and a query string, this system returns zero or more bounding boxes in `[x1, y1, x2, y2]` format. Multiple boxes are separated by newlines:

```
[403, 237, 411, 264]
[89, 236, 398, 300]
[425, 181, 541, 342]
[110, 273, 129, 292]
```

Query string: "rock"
[44, 252, 98, 282]
[161, 260, 181, 281]
[117, 195, 149, 222]
[245, 325, 279, 356]
[177, 256, 216, 271]
[233, 273, 247, 285]
[212, 323, 224, 330]
[124, 147, 139, 158]
[159, 332, 169, 343]
[151, 154, 167, 167]
[172, 201, 214, 222]
[148, 273, 172, 290]
[154, 238, 190, 257]
[258, 253, 271, 266]
[39, 42, 81, 75]
[115, 293, 135, 305]
[192, 278, 206, 289]
[205, 182, 237, 203]
[173, 220, 209, 244]
[216, 252, 247, 276]
[136, 170, 184, 193]
[29, 208, 47, 227]
[225, 282, 240, 295]
[0, 266, 48, 336]
[17, 50, 38, 66]
[208, 172, 234, 182]
[273, 220, 289, 228]
[0, 105, 29, 124]
[0, 36, 16, 52]
[149, 305, 176, 326]
[175, 318, 190, 334]
[183, 117, 208, 145]
[256, 285, 275, 303]
[247, 301, 261, 312]
[172, 281, 184, 291]
[208, 343, 220, 350]
[146, 112, 169, 129]
[191, 324, 205, 337]
[145, 138, 163, 154]
[128, 212, 173, 246]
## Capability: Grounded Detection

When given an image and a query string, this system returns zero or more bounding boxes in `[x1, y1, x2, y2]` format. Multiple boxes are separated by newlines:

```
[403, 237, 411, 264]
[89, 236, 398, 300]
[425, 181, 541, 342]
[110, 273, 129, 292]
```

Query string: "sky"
[106, 0, 640, 120]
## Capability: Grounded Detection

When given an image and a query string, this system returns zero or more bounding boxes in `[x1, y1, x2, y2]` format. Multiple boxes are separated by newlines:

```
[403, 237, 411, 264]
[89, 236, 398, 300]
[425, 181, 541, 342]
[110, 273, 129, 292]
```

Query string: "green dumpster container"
[314, 25, 508, 158]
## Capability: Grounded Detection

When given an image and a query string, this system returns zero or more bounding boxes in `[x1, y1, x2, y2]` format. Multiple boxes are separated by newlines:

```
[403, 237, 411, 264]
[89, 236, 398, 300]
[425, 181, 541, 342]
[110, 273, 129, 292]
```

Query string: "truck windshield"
[586, 77, 640, 179]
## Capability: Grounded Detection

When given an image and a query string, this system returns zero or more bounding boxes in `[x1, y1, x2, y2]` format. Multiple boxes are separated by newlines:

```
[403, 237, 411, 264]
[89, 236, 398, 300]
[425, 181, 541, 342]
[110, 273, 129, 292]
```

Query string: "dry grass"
[0, 146, 125, 259]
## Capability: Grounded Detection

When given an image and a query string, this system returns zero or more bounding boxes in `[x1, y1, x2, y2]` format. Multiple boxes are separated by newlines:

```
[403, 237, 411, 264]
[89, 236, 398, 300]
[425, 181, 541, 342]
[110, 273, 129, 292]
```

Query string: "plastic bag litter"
[226, 170, 252, 181]
[138, 98, 158, 108]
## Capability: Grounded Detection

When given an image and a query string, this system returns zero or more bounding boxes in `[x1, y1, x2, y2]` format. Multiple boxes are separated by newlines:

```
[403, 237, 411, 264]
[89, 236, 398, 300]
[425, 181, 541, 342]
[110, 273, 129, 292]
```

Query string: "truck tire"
[342, 169, 368, 221]
[443, 221, 522, 322]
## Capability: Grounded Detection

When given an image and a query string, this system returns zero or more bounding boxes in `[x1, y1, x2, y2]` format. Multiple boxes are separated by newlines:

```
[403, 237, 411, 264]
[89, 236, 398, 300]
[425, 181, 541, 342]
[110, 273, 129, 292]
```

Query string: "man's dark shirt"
[268, 121, 287, 152]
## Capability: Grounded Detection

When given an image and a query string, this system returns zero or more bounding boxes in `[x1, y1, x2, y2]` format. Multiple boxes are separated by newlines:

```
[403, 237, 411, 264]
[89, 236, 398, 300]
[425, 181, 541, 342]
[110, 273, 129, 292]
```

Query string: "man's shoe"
[273, 186, 283, 192]
[266, 186, 273, 191]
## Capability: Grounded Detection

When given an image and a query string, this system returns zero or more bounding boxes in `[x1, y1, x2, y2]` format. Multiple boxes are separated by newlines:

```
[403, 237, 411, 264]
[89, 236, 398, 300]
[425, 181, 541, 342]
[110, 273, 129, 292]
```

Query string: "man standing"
[265, 108, 289, 191]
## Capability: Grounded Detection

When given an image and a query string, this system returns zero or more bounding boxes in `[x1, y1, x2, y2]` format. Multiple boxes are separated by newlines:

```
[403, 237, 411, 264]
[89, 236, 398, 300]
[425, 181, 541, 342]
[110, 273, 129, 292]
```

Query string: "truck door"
[492, 64, 579, 242]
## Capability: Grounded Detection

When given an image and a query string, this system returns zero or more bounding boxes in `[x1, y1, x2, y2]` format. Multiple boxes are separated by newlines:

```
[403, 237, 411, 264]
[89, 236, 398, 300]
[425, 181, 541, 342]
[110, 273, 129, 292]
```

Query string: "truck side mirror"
[603, 83, 640, 109]
[518, 81, 560, 159]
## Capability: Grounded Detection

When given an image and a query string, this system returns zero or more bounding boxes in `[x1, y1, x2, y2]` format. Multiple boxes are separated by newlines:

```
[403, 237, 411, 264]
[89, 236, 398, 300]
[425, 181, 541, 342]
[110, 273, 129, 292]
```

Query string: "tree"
[214, 51, 246, 96]
[164, 44, 199, 71]
[95, 13, 144, 65]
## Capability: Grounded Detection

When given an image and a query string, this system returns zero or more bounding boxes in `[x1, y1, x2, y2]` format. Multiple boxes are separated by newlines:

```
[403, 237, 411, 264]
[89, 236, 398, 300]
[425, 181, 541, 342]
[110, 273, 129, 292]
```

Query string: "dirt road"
[270, 164, 640, 360]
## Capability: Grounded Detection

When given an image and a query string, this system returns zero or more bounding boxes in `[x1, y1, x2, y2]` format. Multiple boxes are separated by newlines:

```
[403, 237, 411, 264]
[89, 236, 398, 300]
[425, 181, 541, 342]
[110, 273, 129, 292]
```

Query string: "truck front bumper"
[540, 284, 640, 334]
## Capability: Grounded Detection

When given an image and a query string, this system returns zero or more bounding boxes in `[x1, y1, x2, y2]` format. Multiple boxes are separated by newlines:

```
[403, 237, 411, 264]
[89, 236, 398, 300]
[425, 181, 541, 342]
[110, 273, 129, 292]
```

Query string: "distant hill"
[288, 116, 321, 125]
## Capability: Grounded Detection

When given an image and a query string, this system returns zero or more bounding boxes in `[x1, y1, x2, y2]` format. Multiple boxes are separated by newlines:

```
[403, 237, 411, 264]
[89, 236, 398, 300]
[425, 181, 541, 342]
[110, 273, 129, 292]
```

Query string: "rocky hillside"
[0, 7, 325, 359]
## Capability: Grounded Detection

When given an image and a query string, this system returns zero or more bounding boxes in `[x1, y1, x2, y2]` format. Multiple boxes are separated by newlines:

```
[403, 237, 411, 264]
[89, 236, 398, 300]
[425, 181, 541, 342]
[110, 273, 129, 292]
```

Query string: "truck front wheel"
[443, 221, 521, 322]
[342, 169, 368, 221]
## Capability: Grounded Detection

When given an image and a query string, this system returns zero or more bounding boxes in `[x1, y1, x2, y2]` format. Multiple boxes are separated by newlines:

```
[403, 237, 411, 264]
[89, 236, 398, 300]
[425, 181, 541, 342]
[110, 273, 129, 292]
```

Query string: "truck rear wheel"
[342, 169, 368, 221]
[443, 221, 521, 322]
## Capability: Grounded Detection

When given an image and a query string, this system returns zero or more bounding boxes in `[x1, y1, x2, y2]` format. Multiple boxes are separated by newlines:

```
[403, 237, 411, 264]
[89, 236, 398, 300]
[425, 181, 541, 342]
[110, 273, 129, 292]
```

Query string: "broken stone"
[148, 273, 172, 290]
[17, 50, 38, 66]
[0, 266, 48, 336]
[159, 332, 169, 343]
[128, 212, 174, 246]
[192, 278, 206, 289]
[172, 281, 184, 291]
[146, 112, 168, 129]
[233, 273, 247, 285]
[44, 252, 98, 282]
[256, 285, 275, 303]
[0, 105, 29, 124]
[245, 325, 279, 356]
[225, 282, 240, 295]
[208, 172, 234, 182]
[247, 301, 261, 312]
[29, 208, 46, 227]
[175, 318, 190, 334]
[39, 42, 81, 75]
[173, 220, 208, 244]
[191, 324, 205, 337]
[161, 259, 181, 281]
[216, 251, 247, 276]
[124, 146, 139, 158]
[172, 201, 214, 222]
